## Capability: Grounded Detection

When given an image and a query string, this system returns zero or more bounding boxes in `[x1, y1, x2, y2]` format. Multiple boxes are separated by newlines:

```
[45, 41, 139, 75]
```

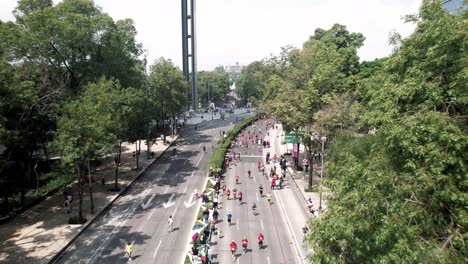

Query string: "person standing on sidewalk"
[64, 199, 71, 214]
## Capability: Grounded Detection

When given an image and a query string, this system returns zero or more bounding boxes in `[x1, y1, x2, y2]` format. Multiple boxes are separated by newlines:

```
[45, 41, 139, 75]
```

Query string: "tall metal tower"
[181, 0, 198, 110]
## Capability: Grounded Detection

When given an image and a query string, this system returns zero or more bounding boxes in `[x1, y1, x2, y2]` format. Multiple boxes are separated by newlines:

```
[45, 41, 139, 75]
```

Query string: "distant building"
[442, 0, 466, 14]
[224, 62, 243, 81]
[224, 62, 242, 74]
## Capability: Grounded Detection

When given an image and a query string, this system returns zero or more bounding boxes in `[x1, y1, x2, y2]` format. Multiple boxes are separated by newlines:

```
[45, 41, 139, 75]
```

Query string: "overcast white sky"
[0, 0, 421, 70]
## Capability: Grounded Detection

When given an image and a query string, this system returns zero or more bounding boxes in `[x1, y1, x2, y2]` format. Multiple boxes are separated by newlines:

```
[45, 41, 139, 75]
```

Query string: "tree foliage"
[0, 0, 175, 216]
[198, 67, 230, 106]
[255, 1, 466, 262]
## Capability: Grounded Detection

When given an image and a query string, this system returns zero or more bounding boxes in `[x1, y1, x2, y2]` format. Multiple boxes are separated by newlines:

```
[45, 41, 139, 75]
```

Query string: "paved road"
[208, 120, 309, 264]
[53, 113, 253, 264]
[185, 108, 250, 125]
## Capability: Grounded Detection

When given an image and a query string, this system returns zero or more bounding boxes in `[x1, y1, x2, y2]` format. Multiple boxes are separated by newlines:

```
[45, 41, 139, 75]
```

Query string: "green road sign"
[285, 132, 302, 144]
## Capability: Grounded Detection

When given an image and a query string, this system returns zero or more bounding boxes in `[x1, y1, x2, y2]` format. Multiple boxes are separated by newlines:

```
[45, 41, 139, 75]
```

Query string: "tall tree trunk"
[146, 138, 151, 160]
[172, 115, 176, 136]
[87, 159, 95, 214]
[135, 142, 139, 170]
[42, 141, 50, 166]
[76, 163, 84, 221]
[162, 108, 166, 143]
[138, 140, 142, 164]
[114, 142, 122, 191]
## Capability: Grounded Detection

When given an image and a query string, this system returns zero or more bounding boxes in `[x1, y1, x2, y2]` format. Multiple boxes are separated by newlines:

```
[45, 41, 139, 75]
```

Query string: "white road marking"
[253, 174, 256, 182]
[183, 184, 189, 194]
[236, 218, 240, 230]
[276, 189, 305, 264]
[256, 192, 259, 202]
[261, 219, 264, 230]
[164, 186, 170, 194]
[267, 256, 271, 264]
[196, 153, 204, 167]
[87, 195, 144, 264]
[147, 207, 156, 221]
[190, 171, 195, 177]
[153, 240, 162, 258]
[172, 207, 178, 218]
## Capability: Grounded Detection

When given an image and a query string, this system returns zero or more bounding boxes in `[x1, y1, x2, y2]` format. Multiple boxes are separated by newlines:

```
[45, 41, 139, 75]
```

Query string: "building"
[224, 62, 243, 81]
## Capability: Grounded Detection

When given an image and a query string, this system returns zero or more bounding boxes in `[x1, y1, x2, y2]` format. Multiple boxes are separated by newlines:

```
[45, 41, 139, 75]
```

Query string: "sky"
[0, 0, 422, 71]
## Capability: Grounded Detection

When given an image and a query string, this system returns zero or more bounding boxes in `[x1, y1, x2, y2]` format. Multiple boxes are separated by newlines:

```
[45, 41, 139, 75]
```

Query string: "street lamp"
[310, 134, 326, 213]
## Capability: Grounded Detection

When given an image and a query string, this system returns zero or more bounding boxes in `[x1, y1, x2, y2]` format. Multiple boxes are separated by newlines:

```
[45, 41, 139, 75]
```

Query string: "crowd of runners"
[187, 117, 289, 263]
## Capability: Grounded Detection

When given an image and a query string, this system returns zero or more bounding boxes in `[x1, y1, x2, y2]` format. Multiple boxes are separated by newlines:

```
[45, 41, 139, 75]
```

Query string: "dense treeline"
[0, 0, 191, 222]
[238, 1, 466, 262]
[197, 66, 231, 107]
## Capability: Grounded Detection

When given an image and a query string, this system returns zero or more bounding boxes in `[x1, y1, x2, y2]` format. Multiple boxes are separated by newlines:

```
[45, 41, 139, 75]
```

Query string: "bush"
[206, 180, 213, 189]
[8, 171, 72, 212]
[208, 147, 227, 170]
[197, 207, 204, 221]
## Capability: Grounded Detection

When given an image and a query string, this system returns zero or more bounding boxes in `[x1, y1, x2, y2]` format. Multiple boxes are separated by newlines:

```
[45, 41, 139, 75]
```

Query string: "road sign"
[285, 132, 302, 144]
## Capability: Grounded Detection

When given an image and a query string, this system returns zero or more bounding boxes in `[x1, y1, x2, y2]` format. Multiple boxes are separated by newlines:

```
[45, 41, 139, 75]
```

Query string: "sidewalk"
[0, 136, 178, 264]
[273, 124, 327, 214]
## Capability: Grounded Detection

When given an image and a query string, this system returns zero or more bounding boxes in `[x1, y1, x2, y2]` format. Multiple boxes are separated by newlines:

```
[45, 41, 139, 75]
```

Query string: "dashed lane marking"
[153, 240, 162, 258]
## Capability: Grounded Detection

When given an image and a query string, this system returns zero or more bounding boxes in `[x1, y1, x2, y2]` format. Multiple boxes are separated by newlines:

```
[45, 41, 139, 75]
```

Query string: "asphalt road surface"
[54, 113, 309, 264]
[207, 119, 309, 264]
[53, 113, 253, 264]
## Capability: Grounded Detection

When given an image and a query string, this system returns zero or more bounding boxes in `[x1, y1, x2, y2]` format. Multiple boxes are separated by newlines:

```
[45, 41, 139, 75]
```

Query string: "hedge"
[8, 171, 72, 211]
[207, 116, 257, 172]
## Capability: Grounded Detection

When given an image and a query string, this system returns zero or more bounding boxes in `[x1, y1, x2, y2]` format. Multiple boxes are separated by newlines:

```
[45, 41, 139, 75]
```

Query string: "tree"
[308, 1, 467, 262]
[198, 68, 230, 107]
[147, 58, 187, 141]
[0, 0, 144, 211]
[55, 78, 132, 220]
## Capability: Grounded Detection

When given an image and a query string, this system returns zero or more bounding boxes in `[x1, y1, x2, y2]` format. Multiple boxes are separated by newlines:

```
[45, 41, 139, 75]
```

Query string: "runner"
[235, 175, 240, 184]
[227, 211, 233, 226]
[247, 170, 251, 178]
[241, 236, 248, 253]
[252, 202, 257, 215]
[258, 233, 264, 249]
[124, 242, 133, 260]
[267, 193, 272, 205]
[167, 215, 173, 233]
[222, 183, 227, 195]
[259, 185, 264, 196]
[237, 191, 243, 205]
[230, 240, 237, 260]
[226, 189, 231, 200]
[233, 188, 237, 198]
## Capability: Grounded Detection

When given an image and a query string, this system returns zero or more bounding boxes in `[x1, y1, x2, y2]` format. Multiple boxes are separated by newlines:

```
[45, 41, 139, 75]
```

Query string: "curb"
[287, 167, 309, 203]
[182, 173, 211, 264]
[48, 137, 179, 264]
